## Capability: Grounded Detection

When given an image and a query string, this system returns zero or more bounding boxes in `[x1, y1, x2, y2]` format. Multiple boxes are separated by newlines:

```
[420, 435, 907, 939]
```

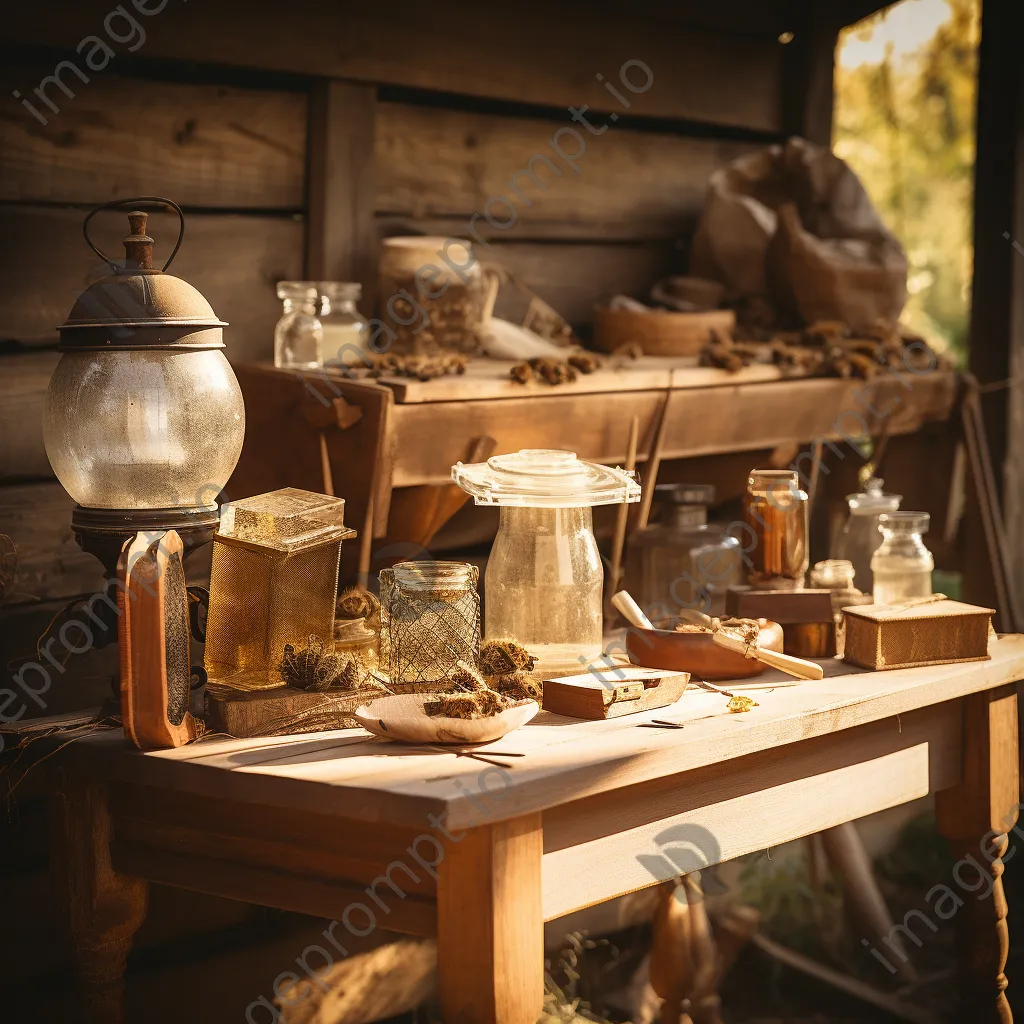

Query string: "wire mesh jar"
[379, 561, 481, 689]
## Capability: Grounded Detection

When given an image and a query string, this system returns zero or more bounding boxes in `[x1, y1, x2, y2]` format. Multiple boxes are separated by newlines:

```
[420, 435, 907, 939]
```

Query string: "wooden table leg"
[936, 686, 1019, 1023]
[437, 813, 544, 1024]
[50, 766, 148, 1024]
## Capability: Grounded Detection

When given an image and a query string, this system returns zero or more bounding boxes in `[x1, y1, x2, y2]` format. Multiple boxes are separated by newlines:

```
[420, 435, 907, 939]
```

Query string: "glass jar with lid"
[451, 449, 640, 677]
[626, 483, 742, 623]
[274, 281, 322, 369]
[319, 282, 370, 367]
[833, 477, 901, 595]
[870, 512, 934, 605]
[743, 469, 809, 589]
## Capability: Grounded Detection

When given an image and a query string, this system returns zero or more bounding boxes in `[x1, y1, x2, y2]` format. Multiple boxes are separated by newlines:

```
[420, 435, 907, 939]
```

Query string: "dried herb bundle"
[424, 688, 512, 720]
[510, 353, 602, 387]
[478, 637, 538, 676]
[492, 672, 543, 703]
[367, 352, 468, 381]
[278, 634, 376, 692]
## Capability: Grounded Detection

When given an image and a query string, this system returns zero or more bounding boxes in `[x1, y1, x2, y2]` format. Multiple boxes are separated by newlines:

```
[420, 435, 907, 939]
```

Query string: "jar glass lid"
[451, 448, 641, 508]
[846, 476, 901, 513]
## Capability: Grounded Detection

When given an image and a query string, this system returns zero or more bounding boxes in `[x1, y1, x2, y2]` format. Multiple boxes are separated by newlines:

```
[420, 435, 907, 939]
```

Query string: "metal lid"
[655, 483, 715, 506]
[451, 448, 641, 508]
[58, 198, 227, 351]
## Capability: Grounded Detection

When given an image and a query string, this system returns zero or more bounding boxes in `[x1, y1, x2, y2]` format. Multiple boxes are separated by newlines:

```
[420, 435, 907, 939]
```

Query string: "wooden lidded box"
[842, 599, 994, 670]
[542, 668, 688, 720]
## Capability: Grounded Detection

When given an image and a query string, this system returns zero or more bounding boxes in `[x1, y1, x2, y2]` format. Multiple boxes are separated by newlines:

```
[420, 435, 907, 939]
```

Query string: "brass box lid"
[217, 487, 356, 553]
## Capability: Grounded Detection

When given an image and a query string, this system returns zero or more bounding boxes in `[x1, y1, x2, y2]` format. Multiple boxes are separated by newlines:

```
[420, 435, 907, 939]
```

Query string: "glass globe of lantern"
[43, 201, 245, 528]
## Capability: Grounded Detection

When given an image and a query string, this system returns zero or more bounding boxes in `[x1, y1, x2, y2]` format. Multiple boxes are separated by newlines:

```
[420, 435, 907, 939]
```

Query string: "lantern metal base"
[72, 504, 220, 578]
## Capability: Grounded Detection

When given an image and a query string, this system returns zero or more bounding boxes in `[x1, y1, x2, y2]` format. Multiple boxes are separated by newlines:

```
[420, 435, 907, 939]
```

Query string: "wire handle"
[82, 196, 185, 273]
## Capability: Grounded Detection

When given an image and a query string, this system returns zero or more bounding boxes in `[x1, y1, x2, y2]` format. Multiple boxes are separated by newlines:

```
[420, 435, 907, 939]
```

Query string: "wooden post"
[780, 8, 838, 146]
[936, 685, 1019, 1023]
[49, 767, 148, 1024]
[305, 79, 378, 311]
[436, 814, 544, 1024]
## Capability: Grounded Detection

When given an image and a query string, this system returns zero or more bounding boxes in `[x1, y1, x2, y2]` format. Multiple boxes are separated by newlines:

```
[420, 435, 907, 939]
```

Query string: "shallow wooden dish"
[354, 693, 539, 744]
[593, 307, 735, 356]
[625, 618, 784, 680]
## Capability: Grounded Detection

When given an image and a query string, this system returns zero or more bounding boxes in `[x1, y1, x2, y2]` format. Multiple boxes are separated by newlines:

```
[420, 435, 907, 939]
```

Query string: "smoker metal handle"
[82, 196, 185, 273]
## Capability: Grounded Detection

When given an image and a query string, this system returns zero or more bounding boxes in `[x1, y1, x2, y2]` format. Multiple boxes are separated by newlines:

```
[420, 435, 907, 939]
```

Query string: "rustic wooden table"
[55, 637, 1023, 1024]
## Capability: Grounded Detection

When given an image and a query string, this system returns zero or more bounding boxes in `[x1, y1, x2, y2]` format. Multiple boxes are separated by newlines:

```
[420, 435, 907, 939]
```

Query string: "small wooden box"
[542, 668, 688, 720]
[725, 586, 836, 658]
[842, 599, 994, 670]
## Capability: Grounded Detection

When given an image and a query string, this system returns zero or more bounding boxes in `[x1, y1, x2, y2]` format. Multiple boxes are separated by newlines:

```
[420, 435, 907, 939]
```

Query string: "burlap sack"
[692, 137, 907, 330]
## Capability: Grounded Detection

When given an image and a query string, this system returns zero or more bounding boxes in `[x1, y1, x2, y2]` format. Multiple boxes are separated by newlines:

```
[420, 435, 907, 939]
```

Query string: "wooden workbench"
[229, 358, 959, 570]
[54, 636, 1022, 1023]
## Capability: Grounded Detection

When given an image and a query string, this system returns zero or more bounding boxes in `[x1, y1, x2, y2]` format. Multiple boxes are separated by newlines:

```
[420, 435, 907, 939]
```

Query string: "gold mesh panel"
[844, 601, 992, 670]
[205, 537, 341, 687]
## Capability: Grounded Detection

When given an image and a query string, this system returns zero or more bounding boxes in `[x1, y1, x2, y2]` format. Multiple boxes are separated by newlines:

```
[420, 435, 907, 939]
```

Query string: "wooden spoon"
[612, 591, 824, 682]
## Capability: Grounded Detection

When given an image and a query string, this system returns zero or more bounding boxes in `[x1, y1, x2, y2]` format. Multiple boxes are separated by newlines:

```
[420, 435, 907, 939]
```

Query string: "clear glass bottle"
[319, 282, 370, 367]
[809, 559, 872, 615]
[833, 477, 901, 595]
[333, 615, 379, 674]
[626, 484, 742, 623]
[451, 449, 640, 678]
[274, 281, 322, 369]
[870, 512, 934, 605]
[379, 561, 481, 687]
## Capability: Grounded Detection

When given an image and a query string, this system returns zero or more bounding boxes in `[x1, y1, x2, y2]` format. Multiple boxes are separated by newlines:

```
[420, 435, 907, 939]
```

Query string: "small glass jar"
[870, 512, 934, 605]
[833, 477, 901, 595]
[333, 615, 379, 673]
[319, 282, 370, 367]
[379, 561, 481, 688]
[626, 484, 743, 622]
[743, 469, 809, 589]
[379, 236, 491, 354]
[274, 281, 322, 369]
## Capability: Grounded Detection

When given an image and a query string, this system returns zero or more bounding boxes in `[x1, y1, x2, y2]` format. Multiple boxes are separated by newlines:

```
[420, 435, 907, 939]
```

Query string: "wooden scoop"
[612, 591, 824, 682]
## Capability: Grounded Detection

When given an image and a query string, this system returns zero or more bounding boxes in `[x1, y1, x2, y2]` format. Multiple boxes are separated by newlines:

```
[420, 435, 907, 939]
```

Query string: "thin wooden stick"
[637, 380, 673, 530]
[608, 415, 639, 604]
[318, 430, 335, 496]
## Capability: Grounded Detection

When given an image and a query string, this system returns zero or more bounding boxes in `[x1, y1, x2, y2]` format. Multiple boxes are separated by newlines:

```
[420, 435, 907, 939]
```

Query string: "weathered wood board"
[0, 205, 302, 359]
[6, 0, 786, 129]
[0, 67, 307, 208]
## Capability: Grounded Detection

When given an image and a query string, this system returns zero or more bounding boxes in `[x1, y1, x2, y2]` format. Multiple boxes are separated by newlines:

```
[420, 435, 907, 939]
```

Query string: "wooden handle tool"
[612, 590, 655, 630]
[710, 631, 823, 680]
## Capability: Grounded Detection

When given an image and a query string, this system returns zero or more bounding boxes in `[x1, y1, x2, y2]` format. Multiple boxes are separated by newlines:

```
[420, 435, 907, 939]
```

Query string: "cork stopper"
[122, 211, 154, 270]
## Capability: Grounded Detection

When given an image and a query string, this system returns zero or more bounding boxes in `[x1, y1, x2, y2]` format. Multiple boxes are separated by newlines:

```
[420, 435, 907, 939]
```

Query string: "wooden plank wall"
[0, 0, 801, 623]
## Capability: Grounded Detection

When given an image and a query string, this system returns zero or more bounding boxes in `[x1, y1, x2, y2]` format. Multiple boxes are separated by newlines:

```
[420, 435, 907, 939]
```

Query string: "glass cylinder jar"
[451, 449, 641, 678]
[378, 236, 492, 354]
[274, 281, 322, 369]
[833, 477, 901, 595]
[871, 512, 934, 605]
[319, 282, 370, 367]
[44, 349, 245, 509]
[487, 506, 604, 675]
[626, 484, 743, 623]
[379, 561, 481, 688]
[743, 469, 809, 589]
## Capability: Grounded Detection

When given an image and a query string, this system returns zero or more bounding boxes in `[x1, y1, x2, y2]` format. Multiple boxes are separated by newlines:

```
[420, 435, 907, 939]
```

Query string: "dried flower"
[279, 634, 374, 692]
[479, 637, 537, 677]
[567, 352, 602, 374]
[727, 695, 759, 713]
[493, 672, 543, 702]
[450, 659, 488, 693]
[510, 362, 534, 385]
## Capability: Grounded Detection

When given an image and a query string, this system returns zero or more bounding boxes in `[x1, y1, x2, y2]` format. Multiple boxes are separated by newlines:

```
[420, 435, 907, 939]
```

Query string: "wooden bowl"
[625, 619, 784, 680]
[353, 693, 539, 744]
[593, 307, 735, 356]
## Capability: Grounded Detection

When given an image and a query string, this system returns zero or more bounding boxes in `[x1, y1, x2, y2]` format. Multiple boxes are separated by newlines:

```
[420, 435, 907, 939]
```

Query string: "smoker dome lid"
[451, 448, 641, 508]
[845, 477, 901, 513]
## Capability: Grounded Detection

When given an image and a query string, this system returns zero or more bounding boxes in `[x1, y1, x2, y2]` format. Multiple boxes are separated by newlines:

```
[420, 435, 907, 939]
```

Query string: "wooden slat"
[386, 369, 958, 487]
[0, 351, 59, 481]
[541, 701, 961, 918]
[0, 480, 106, 603]
[375, 101, 755, 240]
[306, 80, 378, 302]
[6, 0, 785, 130]
[0, 205, 302, 360]
[111, 840, 438, 937]
[0, 66, 307, 208]
[64, 637, 1024, 830]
